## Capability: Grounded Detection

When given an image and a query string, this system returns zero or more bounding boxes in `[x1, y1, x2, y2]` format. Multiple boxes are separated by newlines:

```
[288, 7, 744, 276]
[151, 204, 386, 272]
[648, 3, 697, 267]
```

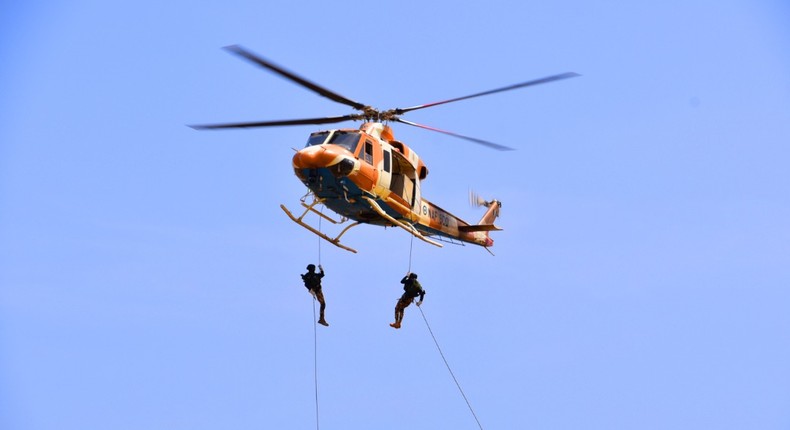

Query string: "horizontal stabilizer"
[458, 224, 503, 233]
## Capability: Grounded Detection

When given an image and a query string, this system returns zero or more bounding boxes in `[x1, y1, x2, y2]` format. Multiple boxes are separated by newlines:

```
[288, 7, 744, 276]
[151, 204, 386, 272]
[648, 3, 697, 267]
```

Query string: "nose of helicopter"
[293, 145, 345, 169]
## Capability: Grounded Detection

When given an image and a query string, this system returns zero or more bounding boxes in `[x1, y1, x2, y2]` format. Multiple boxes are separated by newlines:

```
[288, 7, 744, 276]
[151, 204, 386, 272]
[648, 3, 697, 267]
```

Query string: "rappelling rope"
[407, 233, 414, 273]
[312, 204, 323, 430]
[317, 205, 323, 266]
[417, 305, 484, 430]
[311, 297, 320, 430]
[406, 233, 483, 430]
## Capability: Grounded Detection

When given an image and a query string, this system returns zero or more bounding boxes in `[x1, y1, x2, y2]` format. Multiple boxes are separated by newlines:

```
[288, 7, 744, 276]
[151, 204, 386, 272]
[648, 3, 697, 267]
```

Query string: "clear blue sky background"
[2, 1, 789, 429]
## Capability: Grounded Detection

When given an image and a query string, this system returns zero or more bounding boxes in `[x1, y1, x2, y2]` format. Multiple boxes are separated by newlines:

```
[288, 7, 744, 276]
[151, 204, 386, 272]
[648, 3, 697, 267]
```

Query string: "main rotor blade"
[189, 114, 360, 130]
[395, 118, 514, 151]
[223, 45, 368, 111]
[394, 72, 580, 114]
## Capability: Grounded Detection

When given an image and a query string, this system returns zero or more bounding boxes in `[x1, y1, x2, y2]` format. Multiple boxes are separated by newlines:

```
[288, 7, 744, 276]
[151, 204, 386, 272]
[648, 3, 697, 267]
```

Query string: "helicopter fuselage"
[290, 122, 498, 249]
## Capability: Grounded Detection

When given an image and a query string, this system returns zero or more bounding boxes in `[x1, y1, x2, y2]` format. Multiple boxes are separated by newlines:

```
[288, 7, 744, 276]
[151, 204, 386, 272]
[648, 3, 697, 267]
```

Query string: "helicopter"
[191, 45, 578, 253]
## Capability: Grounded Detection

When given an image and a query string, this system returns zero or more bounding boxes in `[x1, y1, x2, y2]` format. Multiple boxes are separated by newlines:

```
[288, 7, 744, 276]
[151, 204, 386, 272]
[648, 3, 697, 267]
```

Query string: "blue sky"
[2, 1, 789, 429]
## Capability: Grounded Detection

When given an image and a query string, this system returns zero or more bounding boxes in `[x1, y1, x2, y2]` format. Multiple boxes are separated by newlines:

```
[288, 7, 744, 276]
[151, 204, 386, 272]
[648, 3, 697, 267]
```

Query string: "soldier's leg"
[394, 299, 407, 324]
[397, 298, 412, 324]
[316, 290, 326, 316]
[391, 300, 402, 328]
[315, 290, 328, 325]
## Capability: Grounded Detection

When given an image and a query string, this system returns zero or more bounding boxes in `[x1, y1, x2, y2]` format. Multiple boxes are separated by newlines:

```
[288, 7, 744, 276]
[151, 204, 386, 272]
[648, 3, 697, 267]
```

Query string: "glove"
[416, 300, 422, 307]
[319, 265, 323, 271]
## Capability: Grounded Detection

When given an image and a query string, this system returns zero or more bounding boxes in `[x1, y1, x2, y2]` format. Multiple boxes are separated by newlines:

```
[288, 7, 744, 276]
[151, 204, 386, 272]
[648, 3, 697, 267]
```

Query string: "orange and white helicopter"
[192, 45, 578, 253]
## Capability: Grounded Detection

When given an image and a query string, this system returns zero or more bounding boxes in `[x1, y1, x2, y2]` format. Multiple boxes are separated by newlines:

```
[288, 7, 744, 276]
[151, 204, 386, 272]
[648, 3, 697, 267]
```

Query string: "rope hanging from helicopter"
[311, 291, 320, 430]
[407, 233, 414, 274]
[406, 235, 485, 430]
[317, 204, 323, 267]
[310, 204, 323, 430]
[416, 306, 484, 430]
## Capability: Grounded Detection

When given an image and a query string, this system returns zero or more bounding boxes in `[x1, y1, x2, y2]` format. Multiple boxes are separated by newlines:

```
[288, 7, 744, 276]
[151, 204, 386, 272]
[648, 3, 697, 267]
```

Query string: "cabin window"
[305, 132, 329, 147]
[327, 131, 361, 153]
[383, 150, 391, 173]
[363, 140, 374, 164]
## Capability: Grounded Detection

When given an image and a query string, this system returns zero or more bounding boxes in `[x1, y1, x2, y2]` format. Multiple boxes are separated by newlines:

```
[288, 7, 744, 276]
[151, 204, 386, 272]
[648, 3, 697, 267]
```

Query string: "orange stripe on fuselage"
[415, 199, 489, 246]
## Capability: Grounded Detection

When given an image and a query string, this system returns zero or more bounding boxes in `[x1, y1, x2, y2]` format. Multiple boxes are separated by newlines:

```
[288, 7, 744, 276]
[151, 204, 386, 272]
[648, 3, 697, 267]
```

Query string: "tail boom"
[412, 198, 502, 248]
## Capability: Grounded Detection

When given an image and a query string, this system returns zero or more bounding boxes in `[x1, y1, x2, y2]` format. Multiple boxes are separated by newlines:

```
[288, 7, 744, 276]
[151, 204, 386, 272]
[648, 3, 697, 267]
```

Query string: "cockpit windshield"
[327, 131, 361, 154]
[305, 132, 330, 147]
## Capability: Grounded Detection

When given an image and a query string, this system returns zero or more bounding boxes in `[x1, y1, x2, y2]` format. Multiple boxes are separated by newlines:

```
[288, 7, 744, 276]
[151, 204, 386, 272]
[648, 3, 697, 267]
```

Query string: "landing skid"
[280, 198, 361, 253]
[280, 196, 443, 253]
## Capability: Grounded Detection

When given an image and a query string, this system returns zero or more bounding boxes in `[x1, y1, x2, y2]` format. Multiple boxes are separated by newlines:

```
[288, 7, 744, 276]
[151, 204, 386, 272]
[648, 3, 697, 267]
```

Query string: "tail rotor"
[469, 189, 502, 221]
[469, 189, 488, 208]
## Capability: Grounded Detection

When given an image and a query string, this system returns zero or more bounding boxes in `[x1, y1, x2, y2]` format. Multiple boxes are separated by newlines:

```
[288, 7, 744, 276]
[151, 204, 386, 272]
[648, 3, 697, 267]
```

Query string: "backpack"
[403, 279, 422, 298]
[302, 272, 321, 289]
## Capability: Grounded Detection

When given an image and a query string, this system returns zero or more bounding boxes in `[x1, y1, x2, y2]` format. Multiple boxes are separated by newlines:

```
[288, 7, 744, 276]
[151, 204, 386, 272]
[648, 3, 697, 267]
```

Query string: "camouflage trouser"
[394, 296, 414, 323]
[311, 288, 326, 319]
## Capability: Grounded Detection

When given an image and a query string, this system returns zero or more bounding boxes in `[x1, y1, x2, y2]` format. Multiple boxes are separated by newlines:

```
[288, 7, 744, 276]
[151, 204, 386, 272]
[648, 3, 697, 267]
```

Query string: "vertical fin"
[477, 199, 501, 226]
[470, 190, 502, 226]
[465, 190, 503, 248]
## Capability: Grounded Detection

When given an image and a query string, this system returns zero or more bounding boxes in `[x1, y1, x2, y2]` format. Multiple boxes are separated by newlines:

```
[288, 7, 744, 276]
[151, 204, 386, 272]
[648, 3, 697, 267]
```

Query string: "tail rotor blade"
[469, 190, 488, 207]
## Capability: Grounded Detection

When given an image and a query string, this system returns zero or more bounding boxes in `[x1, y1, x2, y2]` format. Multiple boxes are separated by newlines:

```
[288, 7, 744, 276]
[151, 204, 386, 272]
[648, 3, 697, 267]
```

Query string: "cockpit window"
[327, 131, 361, 154]
[305, 132, 330, 147]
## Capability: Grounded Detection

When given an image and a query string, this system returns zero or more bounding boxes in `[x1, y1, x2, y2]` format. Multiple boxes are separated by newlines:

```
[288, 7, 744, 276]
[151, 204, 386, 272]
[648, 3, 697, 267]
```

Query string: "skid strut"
[280, 199, 360, 253]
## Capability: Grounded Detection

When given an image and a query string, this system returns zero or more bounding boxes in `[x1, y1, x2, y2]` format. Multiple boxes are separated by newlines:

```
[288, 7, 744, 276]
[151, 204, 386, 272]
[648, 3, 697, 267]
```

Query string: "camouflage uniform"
[391, 273, 425, 329]
[302, 264, 328, 326]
